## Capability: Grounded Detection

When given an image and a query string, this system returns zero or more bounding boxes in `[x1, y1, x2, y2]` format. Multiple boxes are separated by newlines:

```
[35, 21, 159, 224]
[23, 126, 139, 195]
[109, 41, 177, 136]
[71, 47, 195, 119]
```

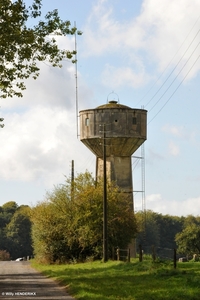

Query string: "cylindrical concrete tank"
[79, 100, 147, 205]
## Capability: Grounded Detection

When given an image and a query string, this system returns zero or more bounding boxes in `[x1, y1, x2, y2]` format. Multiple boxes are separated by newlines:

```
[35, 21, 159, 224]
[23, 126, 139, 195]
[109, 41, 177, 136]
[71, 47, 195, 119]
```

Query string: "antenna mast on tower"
[74, 21, 79, 138]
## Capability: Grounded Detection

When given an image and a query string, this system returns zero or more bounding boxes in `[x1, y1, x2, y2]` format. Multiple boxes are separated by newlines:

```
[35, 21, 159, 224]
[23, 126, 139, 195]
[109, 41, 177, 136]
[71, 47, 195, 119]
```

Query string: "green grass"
[31, 258, 200, 300]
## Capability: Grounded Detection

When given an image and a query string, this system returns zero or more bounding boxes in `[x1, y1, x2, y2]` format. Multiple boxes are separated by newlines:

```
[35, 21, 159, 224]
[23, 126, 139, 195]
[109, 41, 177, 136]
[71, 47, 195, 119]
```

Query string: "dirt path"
[0, 261, 76, 300]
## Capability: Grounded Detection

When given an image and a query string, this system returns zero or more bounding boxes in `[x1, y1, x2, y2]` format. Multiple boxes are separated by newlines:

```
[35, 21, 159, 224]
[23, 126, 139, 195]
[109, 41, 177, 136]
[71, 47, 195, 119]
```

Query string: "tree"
[2, 201, 18, 214]
[1, 201, 18, 224]
[0, 0, 81, 98]
[0, 201, 19, 251]
[135, 210, 184, 256]
[175, 215, 200, 256]
[135, 210, 160, 251]
[0, 202, 33, 259]
[6, 205, 33, 259]
[31, 172, 137, 263]
[155, 213, 184, 249]
[31, 201, 68, 263]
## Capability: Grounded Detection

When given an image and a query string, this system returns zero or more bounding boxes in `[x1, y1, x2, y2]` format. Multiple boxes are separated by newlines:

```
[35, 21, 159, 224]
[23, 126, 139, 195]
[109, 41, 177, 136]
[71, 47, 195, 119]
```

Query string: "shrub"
[0, 250, 10, 261]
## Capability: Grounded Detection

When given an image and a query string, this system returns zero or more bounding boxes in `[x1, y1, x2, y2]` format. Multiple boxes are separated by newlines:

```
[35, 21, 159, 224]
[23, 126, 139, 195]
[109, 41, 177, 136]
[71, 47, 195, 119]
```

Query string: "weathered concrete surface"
[0, 261, 76, 300]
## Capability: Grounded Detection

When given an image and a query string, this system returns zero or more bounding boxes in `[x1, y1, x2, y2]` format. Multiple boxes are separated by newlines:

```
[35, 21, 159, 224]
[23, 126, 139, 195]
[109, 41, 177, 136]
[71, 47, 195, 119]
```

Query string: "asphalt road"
[0, 261, 76, 300]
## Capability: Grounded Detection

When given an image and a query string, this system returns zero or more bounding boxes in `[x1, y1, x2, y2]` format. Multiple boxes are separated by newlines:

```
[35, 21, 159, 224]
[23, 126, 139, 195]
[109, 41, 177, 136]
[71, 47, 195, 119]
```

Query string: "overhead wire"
[148, 39, 200, 113]
[148, 53, 200, 124]
[145, 24, 200, 123]
[78, 152, 96, 173]
[132, 158, 140, 170]
[145, 29, 200, 109]
[136, 15, 200, 108]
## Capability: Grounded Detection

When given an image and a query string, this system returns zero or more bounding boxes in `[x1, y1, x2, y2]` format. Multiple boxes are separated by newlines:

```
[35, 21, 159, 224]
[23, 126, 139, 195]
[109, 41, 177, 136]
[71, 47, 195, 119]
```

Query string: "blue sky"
[0, 0, 200, 216]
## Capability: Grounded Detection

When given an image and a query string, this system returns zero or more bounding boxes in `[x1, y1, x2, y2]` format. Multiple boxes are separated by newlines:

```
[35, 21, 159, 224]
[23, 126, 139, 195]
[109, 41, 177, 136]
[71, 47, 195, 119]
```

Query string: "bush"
[0, 250, 10, 261]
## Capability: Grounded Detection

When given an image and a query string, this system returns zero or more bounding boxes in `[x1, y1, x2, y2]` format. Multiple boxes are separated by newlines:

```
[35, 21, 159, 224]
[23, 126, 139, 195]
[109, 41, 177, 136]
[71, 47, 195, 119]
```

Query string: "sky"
[0, 0, 200, 216]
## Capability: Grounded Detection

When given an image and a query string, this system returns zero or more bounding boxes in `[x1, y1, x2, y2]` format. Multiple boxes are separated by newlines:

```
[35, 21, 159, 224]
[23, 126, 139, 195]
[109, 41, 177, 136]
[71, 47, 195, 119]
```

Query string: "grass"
[31, 258, 200, 300]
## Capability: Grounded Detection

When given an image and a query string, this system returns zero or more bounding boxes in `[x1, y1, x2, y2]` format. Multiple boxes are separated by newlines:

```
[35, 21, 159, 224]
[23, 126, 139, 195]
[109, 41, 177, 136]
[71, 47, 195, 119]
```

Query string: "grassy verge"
[31, 258, 200, 300]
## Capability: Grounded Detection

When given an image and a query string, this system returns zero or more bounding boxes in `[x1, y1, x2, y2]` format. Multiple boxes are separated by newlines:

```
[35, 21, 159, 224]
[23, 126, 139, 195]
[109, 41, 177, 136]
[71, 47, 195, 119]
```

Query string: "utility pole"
[71, 160, 74, 201]
[103, 124, 108, 262]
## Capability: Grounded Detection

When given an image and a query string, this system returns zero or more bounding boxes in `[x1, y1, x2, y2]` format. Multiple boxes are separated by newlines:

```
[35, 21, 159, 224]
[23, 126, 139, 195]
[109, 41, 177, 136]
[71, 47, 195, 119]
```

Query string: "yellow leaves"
[31, 172, 137, 262]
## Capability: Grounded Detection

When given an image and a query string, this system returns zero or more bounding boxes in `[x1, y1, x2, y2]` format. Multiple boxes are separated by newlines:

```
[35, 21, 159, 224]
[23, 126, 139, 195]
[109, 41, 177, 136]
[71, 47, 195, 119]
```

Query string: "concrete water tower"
[79, 100, 147, 208]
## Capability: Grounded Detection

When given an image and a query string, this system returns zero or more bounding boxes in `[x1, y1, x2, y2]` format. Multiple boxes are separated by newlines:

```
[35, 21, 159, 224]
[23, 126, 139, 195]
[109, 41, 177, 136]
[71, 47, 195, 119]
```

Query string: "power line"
[136, 15, 200, 108]
[148, 40, 200, 114]
[145, 30, 200, 109]
[148, 54, 200, 124]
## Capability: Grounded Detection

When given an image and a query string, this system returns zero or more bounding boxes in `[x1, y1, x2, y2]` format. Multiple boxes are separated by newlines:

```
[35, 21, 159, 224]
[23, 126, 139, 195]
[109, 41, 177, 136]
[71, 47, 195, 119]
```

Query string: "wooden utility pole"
[174, 249, 177, 269]
[71, 160, 74, 201]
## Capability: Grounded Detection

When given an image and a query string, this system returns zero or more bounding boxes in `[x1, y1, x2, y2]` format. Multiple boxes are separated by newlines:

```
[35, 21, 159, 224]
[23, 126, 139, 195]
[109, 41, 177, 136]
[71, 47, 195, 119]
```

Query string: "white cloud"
[0, 105, 95, 186]
[168, 141, 180, 156]
[163, 125, 184, 137]
[162, 124, 196, 141]
[1, 63, 75, 110]
[136, 0, 200, 77]
[0, 53, 95, 188]
[0, 107, 71, 181]
[101, 64, 148, 88]
[83, 0, 146, 56]
[1, 35, 79, 110]
[82, 0, 200, 81]
[0, 28, 96, 185]
[147, 194, 200, 216]
[147, 193, 162, 202]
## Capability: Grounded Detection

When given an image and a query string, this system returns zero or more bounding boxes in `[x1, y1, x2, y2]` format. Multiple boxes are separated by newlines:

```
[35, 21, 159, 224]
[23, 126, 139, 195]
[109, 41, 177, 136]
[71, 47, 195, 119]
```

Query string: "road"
[0, 261, 76, 300]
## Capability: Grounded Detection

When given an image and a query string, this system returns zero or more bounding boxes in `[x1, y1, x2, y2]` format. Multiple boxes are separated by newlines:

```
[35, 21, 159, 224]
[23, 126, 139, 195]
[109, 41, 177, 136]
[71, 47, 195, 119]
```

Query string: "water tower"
[79, 100, 147, 208]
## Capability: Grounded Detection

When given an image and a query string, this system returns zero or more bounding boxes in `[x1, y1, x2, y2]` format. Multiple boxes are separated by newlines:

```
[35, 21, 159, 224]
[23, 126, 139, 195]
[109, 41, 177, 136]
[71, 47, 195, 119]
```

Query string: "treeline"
[0, 201, 33, 260]
[136, 211, 184, 251]
[1, 172, 200, 262]
[136, 211, 200, 258]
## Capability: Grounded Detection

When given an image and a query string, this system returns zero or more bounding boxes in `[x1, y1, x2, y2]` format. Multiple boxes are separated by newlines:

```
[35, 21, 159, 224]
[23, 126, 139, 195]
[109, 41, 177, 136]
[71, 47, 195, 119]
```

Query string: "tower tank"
[79, 100, 147, 208]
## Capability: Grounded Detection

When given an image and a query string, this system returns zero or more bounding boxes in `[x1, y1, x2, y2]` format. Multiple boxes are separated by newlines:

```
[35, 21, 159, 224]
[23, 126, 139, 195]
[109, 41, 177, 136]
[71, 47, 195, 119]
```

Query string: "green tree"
[175, 215, 200, 256]
[31, 172, 137, 263]
[31, 201, 68, 263]
[6, 205, 33, 259]
[135, 210, 184, 255]
[2, 201, 18, 214]
[0, 228, 6, 251]
[155, 213, 184, 249]
[0, 202, 18, 251]
[0, 202, 33, 258]
[1, 201, 18, 224]
[0, 0, 81, 98]
[135, 210, 160, 251]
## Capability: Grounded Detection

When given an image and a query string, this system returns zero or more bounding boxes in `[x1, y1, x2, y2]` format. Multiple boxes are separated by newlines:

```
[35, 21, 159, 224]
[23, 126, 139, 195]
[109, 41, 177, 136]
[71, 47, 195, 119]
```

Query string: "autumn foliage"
[31, 172, 137, 263]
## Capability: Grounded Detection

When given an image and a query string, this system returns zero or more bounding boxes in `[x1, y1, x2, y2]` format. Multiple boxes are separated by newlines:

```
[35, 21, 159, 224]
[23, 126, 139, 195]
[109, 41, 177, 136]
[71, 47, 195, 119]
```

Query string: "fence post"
[116, 248, 120, 261]
[152, 245, 156, 262]
[139, 244, 143, 262]
[112, 247, 115, 260]
[174, 249, 177, 269]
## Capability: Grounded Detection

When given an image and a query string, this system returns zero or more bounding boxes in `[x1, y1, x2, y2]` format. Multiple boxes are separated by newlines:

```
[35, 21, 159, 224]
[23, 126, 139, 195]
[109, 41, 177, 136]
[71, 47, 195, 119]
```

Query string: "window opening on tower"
[133, 117, 137, 125]
[85, 118, 90, 126]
